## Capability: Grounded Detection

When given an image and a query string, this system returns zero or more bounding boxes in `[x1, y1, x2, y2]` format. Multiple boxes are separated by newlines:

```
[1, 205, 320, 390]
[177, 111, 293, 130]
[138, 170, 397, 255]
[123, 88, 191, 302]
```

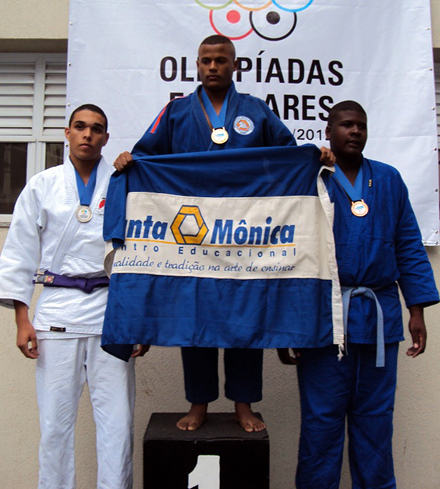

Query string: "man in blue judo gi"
[278, 100, 439, 488]
[114, 35, 332, 433]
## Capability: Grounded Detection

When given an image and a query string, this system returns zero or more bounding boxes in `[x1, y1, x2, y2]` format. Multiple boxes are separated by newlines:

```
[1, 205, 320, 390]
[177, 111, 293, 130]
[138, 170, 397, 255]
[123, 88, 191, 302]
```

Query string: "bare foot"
[235, 402, 266, 432]
[176, 404, 208, 431]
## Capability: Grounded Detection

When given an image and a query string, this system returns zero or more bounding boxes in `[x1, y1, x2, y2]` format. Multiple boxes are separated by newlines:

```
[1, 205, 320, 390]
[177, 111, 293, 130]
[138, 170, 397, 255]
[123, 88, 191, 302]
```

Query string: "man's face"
[197, 43, 237, 94]
[326, 110, 367, 161]
[65, 110, 109, 165]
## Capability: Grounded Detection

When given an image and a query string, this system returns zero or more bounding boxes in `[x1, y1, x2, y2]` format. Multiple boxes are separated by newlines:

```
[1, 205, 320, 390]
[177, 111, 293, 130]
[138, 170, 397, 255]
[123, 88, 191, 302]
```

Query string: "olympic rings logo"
[195, 1, 313, 41]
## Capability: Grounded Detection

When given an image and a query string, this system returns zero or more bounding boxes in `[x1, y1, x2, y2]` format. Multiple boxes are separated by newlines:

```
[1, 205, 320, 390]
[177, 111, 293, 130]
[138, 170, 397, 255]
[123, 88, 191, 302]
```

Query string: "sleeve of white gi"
[0, 180, 43, 308]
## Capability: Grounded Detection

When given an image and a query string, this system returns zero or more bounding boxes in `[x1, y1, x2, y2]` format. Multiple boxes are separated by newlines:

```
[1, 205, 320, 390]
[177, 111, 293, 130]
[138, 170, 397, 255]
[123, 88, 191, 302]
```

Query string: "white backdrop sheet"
[66, 0, 439, 244]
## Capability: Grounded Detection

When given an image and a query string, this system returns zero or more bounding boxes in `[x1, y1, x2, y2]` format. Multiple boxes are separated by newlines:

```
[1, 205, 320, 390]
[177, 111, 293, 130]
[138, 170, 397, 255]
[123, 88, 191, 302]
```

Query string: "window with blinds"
[0, 53, 67, 217]
[43, 62, 68, 137]
[0, 62, 35, 136]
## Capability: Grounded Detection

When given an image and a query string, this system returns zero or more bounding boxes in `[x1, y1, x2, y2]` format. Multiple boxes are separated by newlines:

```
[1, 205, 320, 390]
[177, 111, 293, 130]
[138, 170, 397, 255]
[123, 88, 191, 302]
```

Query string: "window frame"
[435, 63, 440, 149]
[0, 52, 67, 223]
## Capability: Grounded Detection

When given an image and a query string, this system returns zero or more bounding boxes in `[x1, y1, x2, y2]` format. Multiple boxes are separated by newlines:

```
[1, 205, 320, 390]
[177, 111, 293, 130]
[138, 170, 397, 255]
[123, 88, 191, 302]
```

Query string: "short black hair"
[328, 100, 367, 126]
[199, 35, 236, 59]
[68, 104, 108, 132]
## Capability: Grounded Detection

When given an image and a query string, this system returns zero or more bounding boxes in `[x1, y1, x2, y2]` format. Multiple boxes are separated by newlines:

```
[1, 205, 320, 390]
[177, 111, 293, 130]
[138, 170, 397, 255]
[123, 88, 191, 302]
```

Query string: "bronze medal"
[351, 200, 369, 217]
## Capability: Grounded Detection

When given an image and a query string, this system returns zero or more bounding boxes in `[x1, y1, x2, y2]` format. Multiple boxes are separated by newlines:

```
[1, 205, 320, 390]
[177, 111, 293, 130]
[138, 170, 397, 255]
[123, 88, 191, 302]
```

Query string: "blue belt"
[341, 286, 385, 367]
[33, 270, 109, 294]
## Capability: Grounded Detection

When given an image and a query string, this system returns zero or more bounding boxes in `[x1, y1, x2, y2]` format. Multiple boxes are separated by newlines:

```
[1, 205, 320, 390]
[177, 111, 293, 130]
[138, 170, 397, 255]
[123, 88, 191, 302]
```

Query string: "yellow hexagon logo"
[171, 205, 209, 245]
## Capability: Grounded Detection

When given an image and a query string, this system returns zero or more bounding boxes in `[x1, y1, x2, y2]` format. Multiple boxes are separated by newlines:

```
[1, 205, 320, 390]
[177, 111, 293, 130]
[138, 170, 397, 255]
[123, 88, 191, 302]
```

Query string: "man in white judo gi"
[0, 104, 148, 489]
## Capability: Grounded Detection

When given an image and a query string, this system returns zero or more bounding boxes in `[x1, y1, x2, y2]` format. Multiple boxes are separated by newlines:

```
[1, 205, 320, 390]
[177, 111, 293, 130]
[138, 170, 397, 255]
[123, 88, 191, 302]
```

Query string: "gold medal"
[351, 200, 369, 217]
[211, 127, 229, 145]
[76, 205, 93, 223]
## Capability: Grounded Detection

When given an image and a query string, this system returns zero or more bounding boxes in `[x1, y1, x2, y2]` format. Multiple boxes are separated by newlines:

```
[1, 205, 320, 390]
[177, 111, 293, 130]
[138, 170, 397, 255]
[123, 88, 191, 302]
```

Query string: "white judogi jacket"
[0, 157, 113, 335]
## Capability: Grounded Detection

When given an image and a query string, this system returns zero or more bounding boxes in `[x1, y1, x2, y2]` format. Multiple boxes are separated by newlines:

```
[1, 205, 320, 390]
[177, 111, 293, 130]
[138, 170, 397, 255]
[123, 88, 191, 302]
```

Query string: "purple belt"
[33, 270, 109, 294]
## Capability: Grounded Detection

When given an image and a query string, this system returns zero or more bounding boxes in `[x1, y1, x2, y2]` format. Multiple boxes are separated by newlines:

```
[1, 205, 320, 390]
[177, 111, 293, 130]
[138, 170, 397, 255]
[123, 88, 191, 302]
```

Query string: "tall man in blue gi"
[278, 100, 439, 488]
[114, 35, 303, 432]
[0, 104, 148, 489]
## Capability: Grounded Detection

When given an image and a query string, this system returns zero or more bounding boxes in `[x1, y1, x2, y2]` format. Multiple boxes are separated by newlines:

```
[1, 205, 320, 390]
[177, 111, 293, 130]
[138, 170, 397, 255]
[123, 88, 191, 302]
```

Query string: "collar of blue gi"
[200, 84, 231, 128]
[334, 163, 363, 201]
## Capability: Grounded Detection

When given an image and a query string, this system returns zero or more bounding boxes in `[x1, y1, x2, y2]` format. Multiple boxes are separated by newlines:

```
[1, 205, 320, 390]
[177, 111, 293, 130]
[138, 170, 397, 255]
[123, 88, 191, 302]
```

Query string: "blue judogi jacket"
[132, 83, 297, 155]
[325, 157, 439, 344]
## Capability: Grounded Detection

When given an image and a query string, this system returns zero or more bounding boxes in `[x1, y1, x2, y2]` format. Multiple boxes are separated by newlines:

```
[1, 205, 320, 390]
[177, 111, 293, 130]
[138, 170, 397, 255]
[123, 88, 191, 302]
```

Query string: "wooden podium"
[143, 412, 270, 489]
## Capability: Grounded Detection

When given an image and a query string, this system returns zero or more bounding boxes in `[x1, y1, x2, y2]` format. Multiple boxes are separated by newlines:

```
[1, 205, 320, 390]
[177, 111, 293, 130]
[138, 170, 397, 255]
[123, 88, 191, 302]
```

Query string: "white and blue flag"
[102, 145, 342, 360]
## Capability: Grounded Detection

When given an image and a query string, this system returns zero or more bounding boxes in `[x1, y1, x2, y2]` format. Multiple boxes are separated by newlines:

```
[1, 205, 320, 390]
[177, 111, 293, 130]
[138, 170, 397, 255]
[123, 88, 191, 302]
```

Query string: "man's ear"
[325, 126, 331, 141]
[64, 127, 70, 141]
[103, 132, 110, 147]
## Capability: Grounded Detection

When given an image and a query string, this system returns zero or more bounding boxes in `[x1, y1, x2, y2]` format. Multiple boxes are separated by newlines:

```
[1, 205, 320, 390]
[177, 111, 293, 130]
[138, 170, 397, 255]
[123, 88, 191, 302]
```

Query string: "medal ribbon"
[333, 164, 363, 201]
[200, 86, 230, 129]
[74, 161, 99, 206]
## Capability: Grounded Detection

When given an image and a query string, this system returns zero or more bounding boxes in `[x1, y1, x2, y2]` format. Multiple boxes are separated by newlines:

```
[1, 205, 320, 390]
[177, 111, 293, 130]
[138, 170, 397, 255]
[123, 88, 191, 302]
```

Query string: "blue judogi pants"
[296, 343, 399, 489]
[181, 347, 263, 404]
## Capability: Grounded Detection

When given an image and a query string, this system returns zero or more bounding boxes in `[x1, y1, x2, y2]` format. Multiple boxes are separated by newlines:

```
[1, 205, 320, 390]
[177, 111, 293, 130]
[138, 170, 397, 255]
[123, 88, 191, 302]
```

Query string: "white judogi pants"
[36, 336, 135, 489]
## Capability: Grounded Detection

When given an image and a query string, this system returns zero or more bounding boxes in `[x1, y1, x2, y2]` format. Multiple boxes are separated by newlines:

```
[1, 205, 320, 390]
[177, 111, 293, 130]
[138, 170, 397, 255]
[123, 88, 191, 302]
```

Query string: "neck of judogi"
[336, 156, 362, 185]
[70, 156, 101, 185]
[204, 85, 230, 115]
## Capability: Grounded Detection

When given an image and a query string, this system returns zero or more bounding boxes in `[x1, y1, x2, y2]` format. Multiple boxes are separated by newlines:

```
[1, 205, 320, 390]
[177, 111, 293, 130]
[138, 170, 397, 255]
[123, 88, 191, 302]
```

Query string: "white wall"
[0, 0, 68, 40]
[1, 0, 440, 49]
[1, 1, 440, 488]
[433, 0, 440, 49]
